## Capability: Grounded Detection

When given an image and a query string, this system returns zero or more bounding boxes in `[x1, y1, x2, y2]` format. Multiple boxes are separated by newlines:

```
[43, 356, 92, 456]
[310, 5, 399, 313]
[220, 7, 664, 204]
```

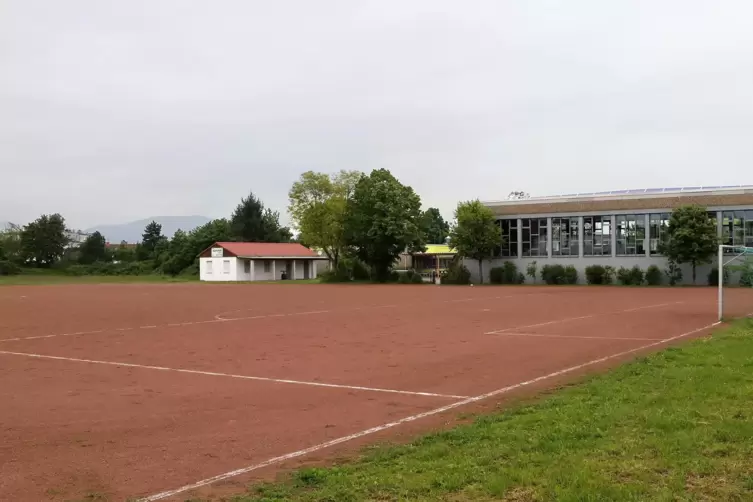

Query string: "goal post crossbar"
[718, 245, 753, 321]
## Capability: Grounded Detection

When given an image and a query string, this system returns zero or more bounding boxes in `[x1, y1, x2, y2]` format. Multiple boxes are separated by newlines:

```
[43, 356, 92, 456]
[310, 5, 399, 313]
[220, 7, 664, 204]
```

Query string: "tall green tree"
[420, 207, 450, 244]
[140, 220, 166, 260]
[231, 191, 291, 242]
[288, 170, 362, 269]
[344, 169, 425, 281]
[659, 204, 718, 284]
[20, 213, 68, 267]
[0, 227, 23, 263]
[449, 200, 502, 284]
[78, 231, 108, 264]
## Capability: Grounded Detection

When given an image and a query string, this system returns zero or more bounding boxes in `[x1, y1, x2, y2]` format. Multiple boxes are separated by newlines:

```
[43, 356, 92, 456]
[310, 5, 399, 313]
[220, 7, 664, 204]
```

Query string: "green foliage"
[411, 272, 425, 284]
[526, 261, 538, 284]
[660, 205, 718, 284]
[604, 266, 616, 284]
[63, 261, 155, 276]
[0, 227, 22, 263]
[665, 260, 683, 286]
[540, 264, 568, 285]
[441, 261, 471, 285]
[231, 191, 292, 243]
[20, 213, 68, 267]
[585, 265, 606, 285]
[78, 231, 109, 265]
[707, 267, 730, 287]
[449, 200, 502, 284]
[490, 262, 522, 284]
[645, 265, 663, 286]
[0, 260, 21, 276]
[112, 241, 137, 263]
[420, 208, 450, 244]
[344, 169, 425, 282]
[735, 258, 753, 287]
[288, 170, 361, 269]
[398, 270, 413, 284]
[140, 220, 166, 260]
[563, 265, 578, 284]
[617, 265, 644, 286]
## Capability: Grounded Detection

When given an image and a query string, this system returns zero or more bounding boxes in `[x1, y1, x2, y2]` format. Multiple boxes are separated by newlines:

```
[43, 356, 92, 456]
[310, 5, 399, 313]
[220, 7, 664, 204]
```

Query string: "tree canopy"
[659, 204, 718, 284]
[78, 231, 108, 264]
[449, 200, 502, 284]
[20, 213, 68, 267]
[231, 191, 292, 243]
[288, 170, 362, 268]
[344, 169, 425, 281]
[420, 208, 450, 244]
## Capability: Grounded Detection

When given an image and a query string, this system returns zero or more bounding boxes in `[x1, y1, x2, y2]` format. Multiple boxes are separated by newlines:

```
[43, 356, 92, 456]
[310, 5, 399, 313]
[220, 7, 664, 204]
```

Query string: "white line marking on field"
[0, 350, 466, 399]
[496, 332, 658, 341]
[139, 320, 720, 502]
[484, 301, 683, 335]
[0, 292, 550, 344]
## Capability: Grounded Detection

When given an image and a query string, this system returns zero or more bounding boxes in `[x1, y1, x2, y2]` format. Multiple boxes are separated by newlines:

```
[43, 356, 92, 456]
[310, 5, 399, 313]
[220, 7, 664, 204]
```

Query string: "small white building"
[199, 242, 327, 282]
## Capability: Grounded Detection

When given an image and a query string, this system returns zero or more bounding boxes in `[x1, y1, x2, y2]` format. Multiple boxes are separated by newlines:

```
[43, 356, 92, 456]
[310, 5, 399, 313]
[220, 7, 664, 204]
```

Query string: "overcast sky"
[2, 1, 753, 229]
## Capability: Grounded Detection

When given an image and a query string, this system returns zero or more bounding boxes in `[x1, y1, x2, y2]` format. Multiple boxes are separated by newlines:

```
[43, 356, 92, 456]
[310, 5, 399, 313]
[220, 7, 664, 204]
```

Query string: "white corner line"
[484, 301, 683, 335]
[497, 332, 658, 342]
[138, 319, 719, 502]
[0, 350, 466, 400]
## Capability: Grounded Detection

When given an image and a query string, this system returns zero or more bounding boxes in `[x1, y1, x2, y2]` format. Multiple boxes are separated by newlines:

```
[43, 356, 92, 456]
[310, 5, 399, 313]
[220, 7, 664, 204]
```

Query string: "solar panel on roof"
[610, 190, 630, 194]
[701, 186, 722, 189]
[644, 188, 663, 193]
[681, 186, 702, 191]
[663, 187, 682, 191]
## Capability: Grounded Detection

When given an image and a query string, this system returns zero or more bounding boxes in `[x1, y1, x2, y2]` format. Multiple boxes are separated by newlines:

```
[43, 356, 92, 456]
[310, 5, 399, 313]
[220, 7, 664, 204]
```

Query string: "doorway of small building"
[303, 261, 310, 279]
[285, 260, 293, 280]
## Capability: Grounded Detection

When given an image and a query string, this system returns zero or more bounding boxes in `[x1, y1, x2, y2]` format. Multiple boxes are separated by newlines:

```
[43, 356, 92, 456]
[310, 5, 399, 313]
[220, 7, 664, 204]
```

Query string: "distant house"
[64, 229, 90, 248]
[198, 242, 328, 282]
[397, 244, 457, 277]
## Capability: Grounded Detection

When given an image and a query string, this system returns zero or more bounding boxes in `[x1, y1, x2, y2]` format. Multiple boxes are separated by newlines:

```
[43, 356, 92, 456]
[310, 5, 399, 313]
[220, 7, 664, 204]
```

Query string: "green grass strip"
[224, 319, 753, 502]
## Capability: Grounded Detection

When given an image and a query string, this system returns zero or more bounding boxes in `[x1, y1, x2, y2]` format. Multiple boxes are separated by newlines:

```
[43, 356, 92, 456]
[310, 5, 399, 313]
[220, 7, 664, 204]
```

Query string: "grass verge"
[222, 319, 753, 502]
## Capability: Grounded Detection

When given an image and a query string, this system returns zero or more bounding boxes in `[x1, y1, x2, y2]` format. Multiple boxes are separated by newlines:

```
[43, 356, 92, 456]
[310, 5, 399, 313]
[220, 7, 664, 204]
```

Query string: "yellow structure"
[411, 244, 457, 276]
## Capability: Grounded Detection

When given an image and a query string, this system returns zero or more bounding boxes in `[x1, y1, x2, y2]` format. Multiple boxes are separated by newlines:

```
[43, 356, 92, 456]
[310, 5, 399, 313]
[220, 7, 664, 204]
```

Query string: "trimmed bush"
[541, 264, 566, 285]
[645, 265, 662, 286]
[516, 272, 525, 284]
[0, 260, 21, 276]
[604, 266, 616, 285]
[629, 265, 644, 285]
[442, 262, 472, 285]
[490, 261, 521, 284]
[489, 266, 504, 284]
[665, 260, 683, 286]
[398, 271, 413, 284]
[707, 267, 730, 286]
[617, 265, 644, 285]
[585, 265, 606, 285]
[563, 265, 578, 285]
[411, 272, 425, 284]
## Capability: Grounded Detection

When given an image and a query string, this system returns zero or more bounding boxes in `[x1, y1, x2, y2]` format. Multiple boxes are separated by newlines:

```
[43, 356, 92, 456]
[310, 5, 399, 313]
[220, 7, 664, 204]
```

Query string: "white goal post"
[718, 244, 753, 321]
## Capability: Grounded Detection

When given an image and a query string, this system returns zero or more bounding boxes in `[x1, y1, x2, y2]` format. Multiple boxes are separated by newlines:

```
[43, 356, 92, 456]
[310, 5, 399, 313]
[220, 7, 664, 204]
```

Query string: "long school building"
[479, 185, 753, 285]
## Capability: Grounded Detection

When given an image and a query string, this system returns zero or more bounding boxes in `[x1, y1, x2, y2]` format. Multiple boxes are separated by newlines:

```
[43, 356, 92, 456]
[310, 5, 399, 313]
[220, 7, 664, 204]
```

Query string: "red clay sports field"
[1, 283, 752, 501]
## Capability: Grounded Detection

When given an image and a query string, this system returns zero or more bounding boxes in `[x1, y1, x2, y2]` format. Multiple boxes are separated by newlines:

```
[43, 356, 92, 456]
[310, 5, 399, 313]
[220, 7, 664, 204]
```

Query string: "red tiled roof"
[213, 242, 321, 258]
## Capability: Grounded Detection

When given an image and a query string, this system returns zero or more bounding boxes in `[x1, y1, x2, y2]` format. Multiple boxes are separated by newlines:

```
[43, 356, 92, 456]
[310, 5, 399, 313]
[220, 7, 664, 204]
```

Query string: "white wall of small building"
[199, 257, 320, 282]
[199, 257, 239, 281]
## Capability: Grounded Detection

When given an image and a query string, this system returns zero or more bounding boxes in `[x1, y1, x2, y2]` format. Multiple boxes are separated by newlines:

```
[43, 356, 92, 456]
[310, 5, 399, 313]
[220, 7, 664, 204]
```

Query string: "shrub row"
[540, 264, 578, 285]
[397, 269, 426, 284]
[62, 261, 156, 276]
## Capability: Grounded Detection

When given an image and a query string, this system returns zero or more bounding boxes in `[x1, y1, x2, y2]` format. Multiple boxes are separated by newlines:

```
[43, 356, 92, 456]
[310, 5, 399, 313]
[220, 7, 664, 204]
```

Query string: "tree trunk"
[478, 259, 483, 284]
[692, 262, 696, 285]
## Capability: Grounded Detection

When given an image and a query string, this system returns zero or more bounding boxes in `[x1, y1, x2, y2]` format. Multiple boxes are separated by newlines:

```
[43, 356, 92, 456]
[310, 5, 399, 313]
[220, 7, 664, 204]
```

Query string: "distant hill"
[86, 216, 211, 243]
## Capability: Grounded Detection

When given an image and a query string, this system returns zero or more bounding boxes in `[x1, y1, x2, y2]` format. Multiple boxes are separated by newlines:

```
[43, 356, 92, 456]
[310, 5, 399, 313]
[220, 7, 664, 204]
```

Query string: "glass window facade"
[649, 213, 670, 255]
[498, 219, 518, 257]
[551, 217, 579, 256]
[522, 218, 548, 257]
[723, 210, 753, 248]
[583, 216, 611, 256]
[616, 214, 646, 256]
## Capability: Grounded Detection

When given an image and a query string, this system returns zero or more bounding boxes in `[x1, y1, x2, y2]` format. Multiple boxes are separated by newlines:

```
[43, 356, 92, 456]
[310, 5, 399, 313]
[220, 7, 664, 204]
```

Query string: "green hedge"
[0, 260, 22, 276]
[489, 262, 524, 284]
